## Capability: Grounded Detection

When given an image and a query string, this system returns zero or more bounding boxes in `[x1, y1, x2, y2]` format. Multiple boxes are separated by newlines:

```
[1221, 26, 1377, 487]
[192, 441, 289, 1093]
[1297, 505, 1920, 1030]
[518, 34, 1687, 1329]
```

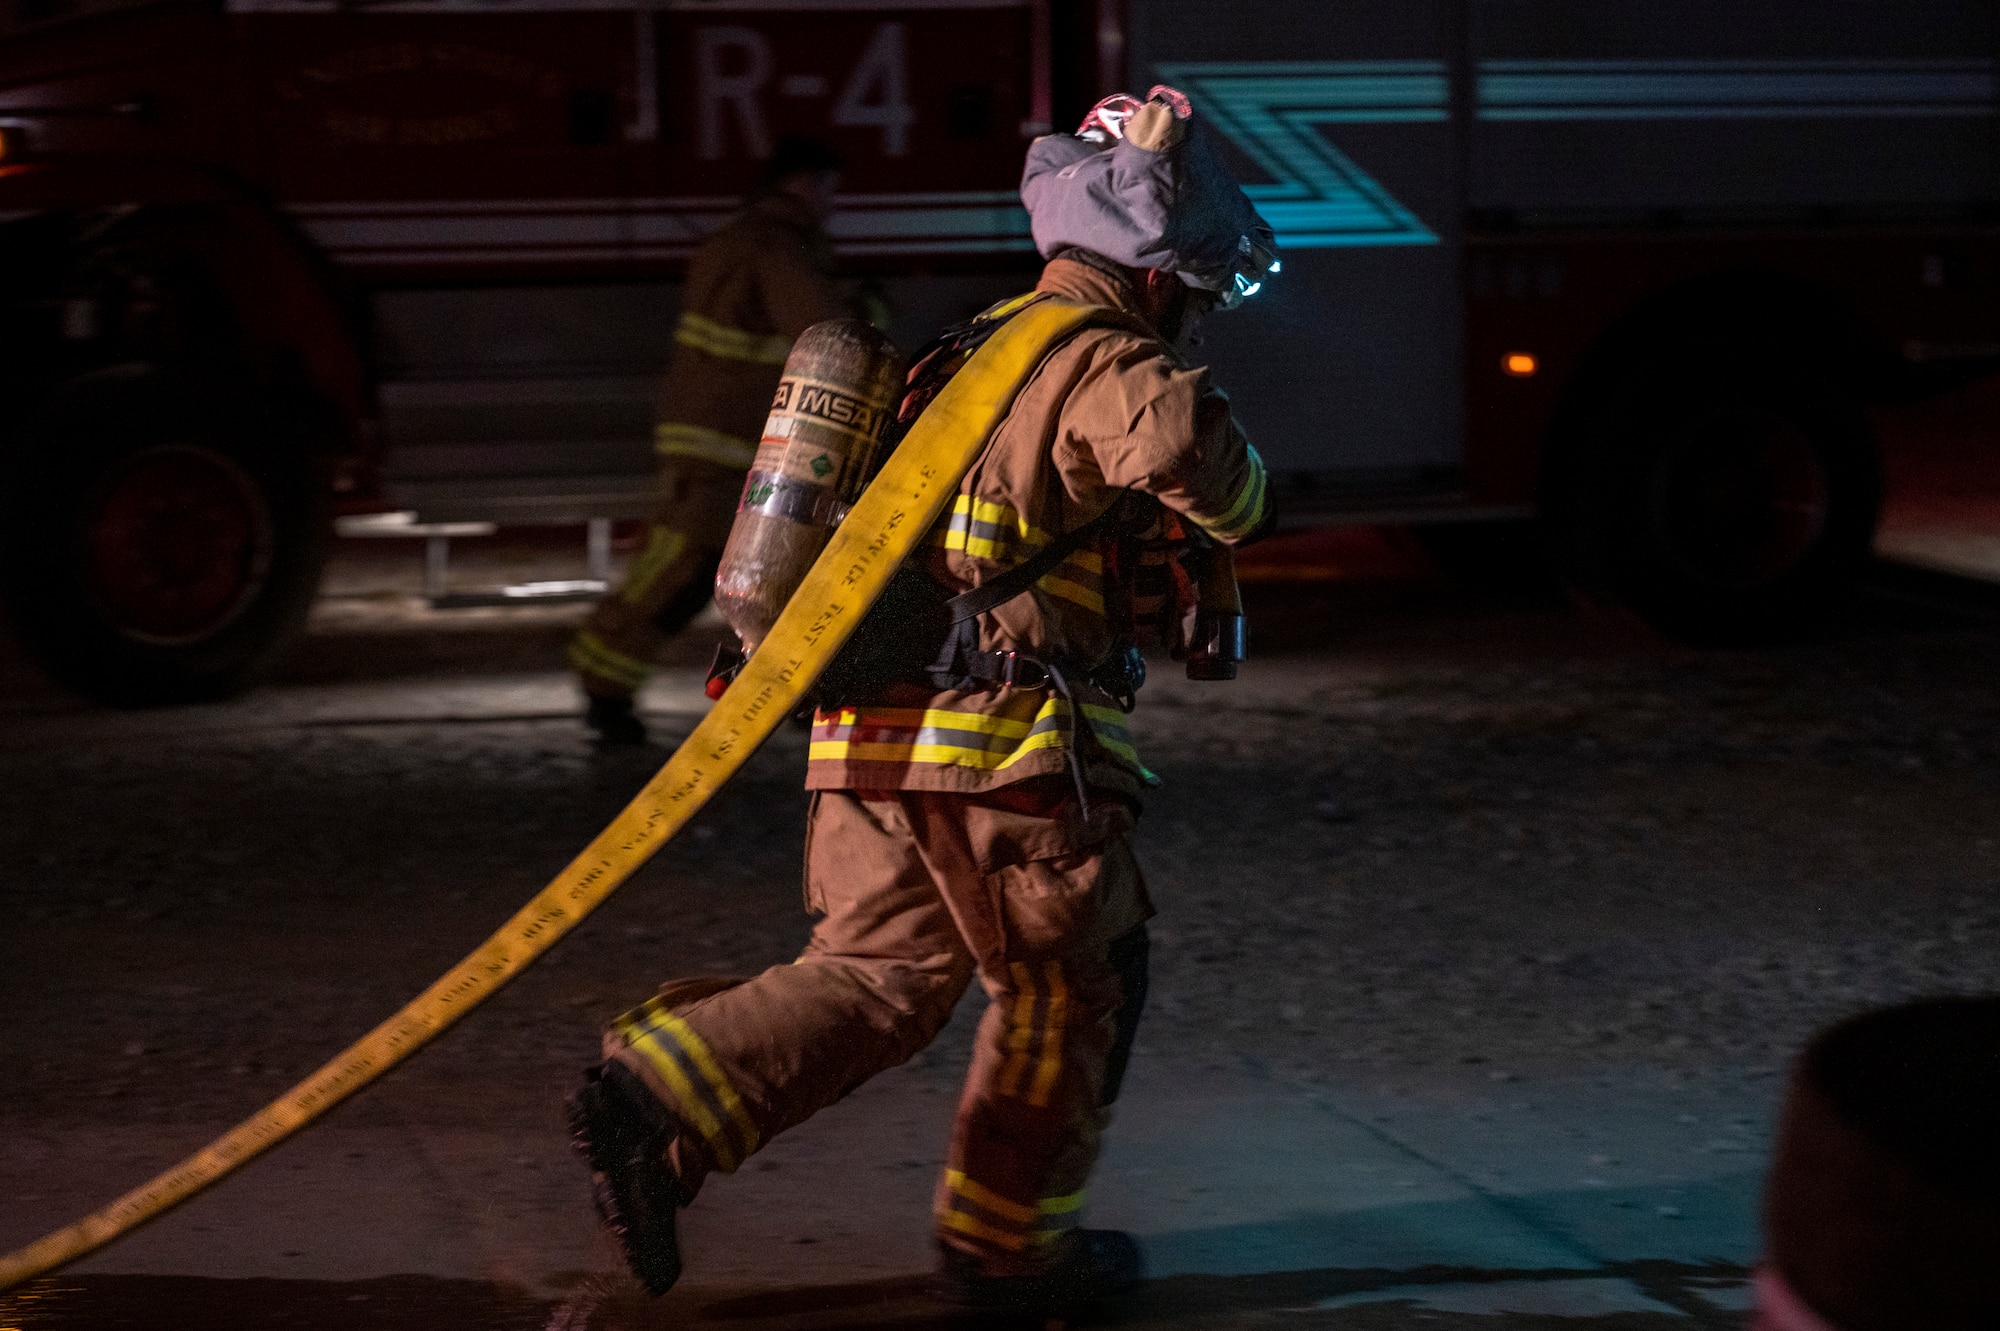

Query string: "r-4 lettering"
[833, 23, 914, 157]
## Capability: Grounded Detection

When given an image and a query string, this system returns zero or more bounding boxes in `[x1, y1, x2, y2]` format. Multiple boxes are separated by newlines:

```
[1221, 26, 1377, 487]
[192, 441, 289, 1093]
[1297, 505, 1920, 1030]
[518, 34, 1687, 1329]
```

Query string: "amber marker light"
[1502, 352, 1538, 377]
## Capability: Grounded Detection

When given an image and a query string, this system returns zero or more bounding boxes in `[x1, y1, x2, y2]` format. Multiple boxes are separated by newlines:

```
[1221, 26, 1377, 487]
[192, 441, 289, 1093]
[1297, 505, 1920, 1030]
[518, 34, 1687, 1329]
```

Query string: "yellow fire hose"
[0, 298, 1102, 1293]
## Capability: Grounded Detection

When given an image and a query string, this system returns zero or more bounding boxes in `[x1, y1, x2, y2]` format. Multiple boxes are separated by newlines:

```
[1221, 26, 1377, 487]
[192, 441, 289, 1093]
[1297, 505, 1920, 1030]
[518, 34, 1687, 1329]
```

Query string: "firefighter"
[570, 136, 852, 745]
[567, 88, 1277, 1310]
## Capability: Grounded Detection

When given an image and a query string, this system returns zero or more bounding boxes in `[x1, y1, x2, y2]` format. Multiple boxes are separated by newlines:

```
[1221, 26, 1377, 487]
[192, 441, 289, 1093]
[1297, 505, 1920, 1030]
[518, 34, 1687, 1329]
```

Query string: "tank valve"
[1185, 611, 1247, 680]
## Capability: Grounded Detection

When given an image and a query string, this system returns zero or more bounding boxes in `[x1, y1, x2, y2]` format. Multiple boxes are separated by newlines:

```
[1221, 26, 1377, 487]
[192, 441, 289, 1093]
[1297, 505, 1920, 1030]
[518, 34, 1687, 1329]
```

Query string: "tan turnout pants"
[569, 455, 744, 700]
[604, 777, 1152, 1272]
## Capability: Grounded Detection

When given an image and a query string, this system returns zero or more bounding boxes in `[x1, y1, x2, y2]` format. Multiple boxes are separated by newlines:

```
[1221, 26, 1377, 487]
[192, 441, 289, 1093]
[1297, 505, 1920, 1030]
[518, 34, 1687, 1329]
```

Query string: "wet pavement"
[2, 1263, 1753, 1329]
[8, 542, 2000, 1327]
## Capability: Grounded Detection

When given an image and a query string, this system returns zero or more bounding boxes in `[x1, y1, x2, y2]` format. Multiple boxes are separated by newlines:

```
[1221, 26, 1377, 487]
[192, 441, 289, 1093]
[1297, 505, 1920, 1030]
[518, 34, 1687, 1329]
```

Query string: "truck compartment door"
[1138, 0, 1466, 502]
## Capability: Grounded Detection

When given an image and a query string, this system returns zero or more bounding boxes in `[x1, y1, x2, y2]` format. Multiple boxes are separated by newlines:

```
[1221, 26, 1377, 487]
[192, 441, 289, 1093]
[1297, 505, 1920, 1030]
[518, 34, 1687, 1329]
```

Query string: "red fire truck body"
[0, 0, 1996, 700]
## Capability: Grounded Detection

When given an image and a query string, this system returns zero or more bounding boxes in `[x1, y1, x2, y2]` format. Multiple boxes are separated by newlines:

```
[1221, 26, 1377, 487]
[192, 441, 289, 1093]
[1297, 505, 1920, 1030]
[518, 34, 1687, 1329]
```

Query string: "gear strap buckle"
[993, 650, 1049, 688]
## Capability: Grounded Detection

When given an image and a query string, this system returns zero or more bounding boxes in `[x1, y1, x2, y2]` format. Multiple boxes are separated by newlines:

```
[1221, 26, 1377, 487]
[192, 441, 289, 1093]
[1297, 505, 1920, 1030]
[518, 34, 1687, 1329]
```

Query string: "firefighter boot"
[566, 1061, 688, 1294]
[937, 1230, 1144, 1313]
[585, 695, 648, 747]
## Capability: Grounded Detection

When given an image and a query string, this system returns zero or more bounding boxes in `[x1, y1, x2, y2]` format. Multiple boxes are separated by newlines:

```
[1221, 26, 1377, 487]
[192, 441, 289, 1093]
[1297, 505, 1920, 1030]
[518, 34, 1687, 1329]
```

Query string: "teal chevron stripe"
[1479, 58, 1999, 121]
[1155, 61, 1446, 248]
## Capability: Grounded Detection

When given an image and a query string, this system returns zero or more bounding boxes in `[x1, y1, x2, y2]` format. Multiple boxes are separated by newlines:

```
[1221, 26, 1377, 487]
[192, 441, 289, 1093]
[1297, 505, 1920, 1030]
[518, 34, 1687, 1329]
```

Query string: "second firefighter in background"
[570, 137, 856, 744]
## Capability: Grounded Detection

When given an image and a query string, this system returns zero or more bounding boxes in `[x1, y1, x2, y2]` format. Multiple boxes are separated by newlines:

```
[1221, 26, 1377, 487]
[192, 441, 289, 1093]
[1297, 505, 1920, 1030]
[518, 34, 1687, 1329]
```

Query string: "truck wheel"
[2, 366, 330, 704]
[1546, 362, 1880, 644]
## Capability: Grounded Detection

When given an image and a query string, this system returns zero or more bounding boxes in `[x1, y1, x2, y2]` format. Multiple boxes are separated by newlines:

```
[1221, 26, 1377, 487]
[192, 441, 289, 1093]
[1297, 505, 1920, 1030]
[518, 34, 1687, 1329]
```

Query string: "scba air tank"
[713, 318, 900, 654]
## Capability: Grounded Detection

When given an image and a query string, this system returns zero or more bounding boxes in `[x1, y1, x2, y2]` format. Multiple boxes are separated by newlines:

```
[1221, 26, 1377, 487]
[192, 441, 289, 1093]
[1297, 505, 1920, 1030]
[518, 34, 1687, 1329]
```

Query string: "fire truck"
[0, 0, 1995, 701]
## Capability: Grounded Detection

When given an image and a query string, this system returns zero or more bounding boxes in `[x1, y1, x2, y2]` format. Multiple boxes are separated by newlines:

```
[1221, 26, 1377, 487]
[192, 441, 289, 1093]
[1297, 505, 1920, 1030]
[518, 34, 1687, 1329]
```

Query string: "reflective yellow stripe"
[935, 529, 1008, 561]
[1036, 574, 1104, 613]
[613, 1015, 738, 1169]
[812, 699, 1064, 739]
[1081, 703, 1137, 744]
[1197, 445, 1270, 539]
[1026, 960, 1067, 1108]
[939, 1209, 1028, 1251]
[808, 731, 1067, 770]
[620, 527, 689, 605]
[979, 291, 1049, 323]
[810, 699, 1141, 774]
[1086, 731, 1142, 768]
[818, 702, 1052, 739]
[1236, 457, 1272, 531]
[1032, 1190, 1085, 1246]
[647, 1008, 761, 1157]
[930, 496, 1103, 607]
[967, 495, 1047, 546]
[997, 963, 1037, 1096]
[946, 1170, 1038, 1225]
[674, 311, 792, 365]
[930, 493, 1052, 554]
[573, 636, 648, 691]
[830, 699, 1075, 736]
[569, 631, 650, 691]
[655, 422, 757, 469]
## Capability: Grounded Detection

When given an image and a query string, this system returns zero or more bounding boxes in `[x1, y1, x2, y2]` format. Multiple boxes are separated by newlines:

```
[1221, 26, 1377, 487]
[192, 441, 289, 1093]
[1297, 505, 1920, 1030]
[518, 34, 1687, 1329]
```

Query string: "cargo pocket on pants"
[986, 847, 1120, 961]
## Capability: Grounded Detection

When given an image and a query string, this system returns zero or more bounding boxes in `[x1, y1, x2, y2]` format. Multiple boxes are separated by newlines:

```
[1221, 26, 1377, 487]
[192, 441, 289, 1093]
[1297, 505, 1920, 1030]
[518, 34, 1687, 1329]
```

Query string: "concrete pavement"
[23, 565, 2000, 1325]
[4, 990, 1767, 1323]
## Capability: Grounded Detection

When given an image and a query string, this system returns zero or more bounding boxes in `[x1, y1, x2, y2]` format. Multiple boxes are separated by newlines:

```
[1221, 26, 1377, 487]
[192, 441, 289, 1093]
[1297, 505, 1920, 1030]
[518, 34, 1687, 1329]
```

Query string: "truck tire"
[2, 365, 330, 704]
[1545, 358, 1880, 644]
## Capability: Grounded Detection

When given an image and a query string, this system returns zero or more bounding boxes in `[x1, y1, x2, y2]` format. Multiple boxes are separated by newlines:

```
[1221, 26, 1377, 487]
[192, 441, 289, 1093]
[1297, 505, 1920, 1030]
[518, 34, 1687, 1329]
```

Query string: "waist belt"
[942, 643, 1146, 816]
[918, 507, 1139, 813]
[943, 644, 1144, 710]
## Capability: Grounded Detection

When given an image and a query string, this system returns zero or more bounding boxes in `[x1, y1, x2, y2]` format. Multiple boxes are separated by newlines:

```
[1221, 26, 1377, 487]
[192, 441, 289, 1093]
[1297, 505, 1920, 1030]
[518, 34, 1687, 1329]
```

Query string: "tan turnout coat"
[653, 191, 849, 469]
[807, 258, 1271, 798]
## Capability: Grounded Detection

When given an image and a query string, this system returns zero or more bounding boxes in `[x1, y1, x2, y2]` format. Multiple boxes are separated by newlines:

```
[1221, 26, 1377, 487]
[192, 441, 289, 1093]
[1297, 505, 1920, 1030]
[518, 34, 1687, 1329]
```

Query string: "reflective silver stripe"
[676, 312, 793, 366]
[737, 471, 843, 525]
[656, 422, 757, 469]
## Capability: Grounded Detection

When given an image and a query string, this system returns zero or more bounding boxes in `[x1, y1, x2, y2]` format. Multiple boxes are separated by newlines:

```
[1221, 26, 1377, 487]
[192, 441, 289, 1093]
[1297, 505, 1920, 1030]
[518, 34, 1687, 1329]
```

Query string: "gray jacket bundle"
[1020, 110, 1274, 296]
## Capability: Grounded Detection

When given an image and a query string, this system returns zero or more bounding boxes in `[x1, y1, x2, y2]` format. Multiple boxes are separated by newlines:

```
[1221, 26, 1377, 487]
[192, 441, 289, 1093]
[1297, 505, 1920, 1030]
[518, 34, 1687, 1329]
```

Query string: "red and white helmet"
[1075, 85, 1193, 144]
